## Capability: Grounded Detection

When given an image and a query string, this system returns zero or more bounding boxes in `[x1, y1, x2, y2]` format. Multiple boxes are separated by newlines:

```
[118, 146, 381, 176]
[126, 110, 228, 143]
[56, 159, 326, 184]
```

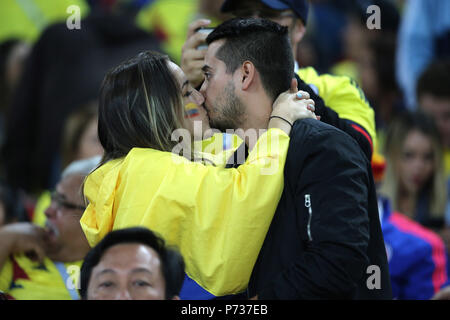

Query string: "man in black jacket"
[200, 18, 392, 299]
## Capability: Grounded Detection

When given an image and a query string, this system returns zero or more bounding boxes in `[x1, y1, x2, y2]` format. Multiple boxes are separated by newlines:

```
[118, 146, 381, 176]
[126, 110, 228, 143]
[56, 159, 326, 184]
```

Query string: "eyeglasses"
[51, 191, 86, 211]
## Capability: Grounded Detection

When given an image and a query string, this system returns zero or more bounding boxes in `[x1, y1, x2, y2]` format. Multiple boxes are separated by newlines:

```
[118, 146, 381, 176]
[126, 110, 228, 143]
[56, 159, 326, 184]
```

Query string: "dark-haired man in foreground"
[80, 227, 185, 300]
[200, 18, 391, 299]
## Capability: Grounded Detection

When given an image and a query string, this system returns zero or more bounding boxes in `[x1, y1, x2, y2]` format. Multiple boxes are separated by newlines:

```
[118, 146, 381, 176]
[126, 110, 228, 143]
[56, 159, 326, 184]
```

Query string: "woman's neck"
[398, 189, 417, 219]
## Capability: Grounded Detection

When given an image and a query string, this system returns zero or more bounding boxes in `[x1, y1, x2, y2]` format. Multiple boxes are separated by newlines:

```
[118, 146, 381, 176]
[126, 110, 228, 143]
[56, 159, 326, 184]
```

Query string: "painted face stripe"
[185, 103, 200, 118]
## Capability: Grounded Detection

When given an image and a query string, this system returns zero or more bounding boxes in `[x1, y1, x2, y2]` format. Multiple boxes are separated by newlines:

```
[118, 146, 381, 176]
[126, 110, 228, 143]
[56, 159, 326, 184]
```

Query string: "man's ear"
[241, 61, 256, 91]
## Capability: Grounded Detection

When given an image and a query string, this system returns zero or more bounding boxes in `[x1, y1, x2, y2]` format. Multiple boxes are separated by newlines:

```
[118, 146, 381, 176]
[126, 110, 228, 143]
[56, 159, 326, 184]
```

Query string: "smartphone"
[196, 27, 214, 50]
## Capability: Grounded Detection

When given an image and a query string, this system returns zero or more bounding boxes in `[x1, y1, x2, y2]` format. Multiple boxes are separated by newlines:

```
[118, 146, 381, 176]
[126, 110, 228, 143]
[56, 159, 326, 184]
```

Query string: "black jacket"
[247, 119, 392, 299]
[295, 73, 373, 161]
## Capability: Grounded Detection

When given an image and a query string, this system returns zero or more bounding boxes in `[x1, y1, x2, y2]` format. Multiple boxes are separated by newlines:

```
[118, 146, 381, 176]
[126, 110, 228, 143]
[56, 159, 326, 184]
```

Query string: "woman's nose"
[190, 89, 204, 106]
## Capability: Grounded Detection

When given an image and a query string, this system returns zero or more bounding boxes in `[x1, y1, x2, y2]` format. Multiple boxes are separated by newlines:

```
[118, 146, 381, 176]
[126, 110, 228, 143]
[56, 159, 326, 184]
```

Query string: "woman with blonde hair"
[80, 50, 316, 297]
[380, 110, 449, 230]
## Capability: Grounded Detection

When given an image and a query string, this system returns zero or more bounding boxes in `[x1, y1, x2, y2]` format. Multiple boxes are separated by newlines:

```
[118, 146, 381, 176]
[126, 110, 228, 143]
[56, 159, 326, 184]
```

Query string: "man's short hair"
[79, 227, 185, 299]
[417, 59, 450, 100]
[62, 155, 101, 179]
[206, 18, 294, 101]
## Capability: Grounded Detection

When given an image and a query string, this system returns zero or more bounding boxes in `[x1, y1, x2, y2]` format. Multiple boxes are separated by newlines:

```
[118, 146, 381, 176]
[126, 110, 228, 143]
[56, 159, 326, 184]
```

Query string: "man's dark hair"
[417, 59, 450, 100]
[206, 18, 294, 101]
[79, 227, 185, 300]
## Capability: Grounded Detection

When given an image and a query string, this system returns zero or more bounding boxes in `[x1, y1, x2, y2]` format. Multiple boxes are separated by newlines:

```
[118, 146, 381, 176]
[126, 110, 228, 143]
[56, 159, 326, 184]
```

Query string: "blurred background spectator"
[1, 0, 162, 198]
[379, 110, 448, 231]
[60, 100, 103, 171]
[396, 0, 450, 110]
[136, 0, 231, 64]
[378, 194, 449, 300]
[32, 100, 103, 228]
[417, 59, 450, 180]
[0, 39, 30, 162]
[0, 181, 28, 226]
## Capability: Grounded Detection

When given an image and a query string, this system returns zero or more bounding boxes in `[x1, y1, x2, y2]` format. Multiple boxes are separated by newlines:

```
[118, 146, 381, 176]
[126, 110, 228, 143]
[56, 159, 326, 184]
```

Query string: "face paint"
[184, 103, 200, 119]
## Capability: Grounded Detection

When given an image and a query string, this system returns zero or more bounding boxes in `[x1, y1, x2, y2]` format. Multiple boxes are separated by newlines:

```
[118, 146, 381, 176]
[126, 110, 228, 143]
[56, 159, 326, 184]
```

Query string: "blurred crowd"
[0, 0, 450, 300]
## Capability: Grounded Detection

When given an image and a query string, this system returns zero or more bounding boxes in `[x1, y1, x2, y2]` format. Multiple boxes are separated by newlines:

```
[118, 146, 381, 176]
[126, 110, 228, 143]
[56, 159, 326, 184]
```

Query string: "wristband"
[269, 115, 293, 128]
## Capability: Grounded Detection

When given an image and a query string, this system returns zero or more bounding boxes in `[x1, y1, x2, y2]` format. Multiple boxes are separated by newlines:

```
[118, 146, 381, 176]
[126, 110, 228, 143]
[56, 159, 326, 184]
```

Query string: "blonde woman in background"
[380, 110, 449, 231]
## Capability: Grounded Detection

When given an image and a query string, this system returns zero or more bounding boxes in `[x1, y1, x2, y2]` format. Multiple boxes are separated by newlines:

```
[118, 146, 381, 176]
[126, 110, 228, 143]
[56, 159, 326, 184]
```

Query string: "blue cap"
[221, 0, 309, 25]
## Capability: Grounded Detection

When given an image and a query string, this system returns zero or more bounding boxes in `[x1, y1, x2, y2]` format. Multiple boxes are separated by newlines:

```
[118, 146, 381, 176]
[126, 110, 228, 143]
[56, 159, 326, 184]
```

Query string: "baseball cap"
[221, 0, 309, 25]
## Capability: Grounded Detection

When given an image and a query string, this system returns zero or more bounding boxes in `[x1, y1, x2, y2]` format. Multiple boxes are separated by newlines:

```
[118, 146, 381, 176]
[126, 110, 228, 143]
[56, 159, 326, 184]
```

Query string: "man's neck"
[237, 96, 273, 150]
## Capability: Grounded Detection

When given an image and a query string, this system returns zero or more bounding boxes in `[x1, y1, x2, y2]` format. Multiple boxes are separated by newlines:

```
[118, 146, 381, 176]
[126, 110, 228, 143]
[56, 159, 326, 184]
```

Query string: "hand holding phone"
[195, 27, 214, 50]
[181, 19, 213, 88]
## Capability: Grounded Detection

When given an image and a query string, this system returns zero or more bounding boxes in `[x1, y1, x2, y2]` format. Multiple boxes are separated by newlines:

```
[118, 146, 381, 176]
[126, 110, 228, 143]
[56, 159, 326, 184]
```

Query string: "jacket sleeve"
[400, 229, 449, 300]
[258, 127, 371, 299]
[296, 73, 374, 160]
[81, 128, 290, 296]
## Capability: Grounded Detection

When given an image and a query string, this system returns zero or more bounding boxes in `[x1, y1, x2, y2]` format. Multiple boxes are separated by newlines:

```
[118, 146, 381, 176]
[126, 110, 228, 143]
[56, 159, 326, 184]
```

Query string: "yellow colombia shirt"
[0, 255, 82, 300]
[297, 67, 376, 149]
[81, 128, 289, 296]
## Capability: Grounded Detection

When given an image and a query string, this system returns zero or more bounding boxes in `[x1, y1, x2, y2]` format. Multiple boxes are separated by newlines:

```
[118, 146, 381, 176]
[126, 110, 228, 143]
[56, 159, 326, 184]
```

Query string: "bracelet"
[269, 115, 293, 128]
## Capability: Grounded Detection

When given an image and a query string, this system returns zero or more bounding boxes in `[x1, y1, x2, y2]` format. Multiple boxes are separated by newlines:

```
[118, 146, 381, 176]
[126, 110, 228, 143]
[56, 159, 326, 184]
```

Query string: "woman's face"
[397, 129, 435, 195]
[166, 61, 211, 139]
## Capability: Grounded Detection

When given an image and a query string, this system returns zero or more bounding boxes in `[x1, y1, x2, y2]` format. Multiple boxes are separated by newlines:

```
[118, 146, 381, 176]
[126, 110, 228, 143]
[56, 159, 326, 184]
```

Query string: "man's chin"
[209, 120, 237, 133]
[44, 224, 61, 249]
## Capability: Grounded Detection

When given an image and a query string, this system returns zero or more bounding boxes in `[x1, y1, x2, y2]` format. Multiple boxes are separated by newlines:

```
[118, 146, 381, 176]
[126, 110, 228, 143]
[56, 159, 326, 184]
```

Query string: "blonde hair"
[97, 51, 188, 164]
[380, 111, 447, 220]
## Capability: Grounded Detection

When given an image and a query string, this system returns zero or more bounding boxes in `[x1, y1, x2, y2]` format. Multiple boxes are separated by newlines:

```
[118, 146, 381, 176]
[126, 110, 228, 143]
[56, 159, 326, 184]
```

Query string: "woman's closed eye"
[203, 72, 212, 80]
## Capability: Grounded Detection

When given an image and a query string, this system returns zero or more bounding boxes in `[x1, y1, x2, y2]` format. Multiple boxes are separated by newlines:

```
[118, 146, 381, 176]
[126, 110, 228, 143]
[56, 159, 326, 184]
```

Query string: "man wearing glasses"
[182, 0, 375, 161]
[0, 156, 100, 300]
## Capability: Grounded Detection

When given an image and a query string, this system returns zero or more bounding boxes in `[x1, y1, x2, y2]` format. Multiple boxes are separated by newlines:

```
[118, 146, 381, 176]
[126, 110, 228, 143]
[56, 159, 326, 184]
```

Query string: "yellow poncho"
[81, 128, 289, 296]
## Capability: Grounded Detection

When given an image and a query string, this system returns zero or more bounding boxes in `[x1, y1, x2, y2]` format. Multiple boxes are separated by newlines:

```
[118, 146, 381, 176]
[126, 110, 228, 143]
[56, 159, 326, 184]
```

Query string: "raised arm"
[81, 91, 316, 296]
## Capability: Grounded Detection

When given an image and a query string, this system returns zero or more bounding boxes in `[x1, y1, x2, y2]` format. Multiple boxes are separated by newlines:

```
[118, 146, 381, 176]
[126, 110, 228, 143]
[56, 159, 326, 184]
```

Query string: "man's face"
[420, 94, 450, 149]
[200, 40, 247, 131]
[44, 174, 86, 254]
[87, 243, 167, 300]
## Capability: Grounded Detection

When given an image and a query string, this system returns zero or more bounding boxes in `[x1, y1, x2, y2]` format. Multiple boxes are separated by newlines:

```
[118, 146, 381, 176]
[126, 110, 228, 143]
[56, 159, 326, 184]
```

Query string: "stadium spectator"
[379, 111, 449, 231]
[80, 227, 185, 300]
[0, 156, 100, 299]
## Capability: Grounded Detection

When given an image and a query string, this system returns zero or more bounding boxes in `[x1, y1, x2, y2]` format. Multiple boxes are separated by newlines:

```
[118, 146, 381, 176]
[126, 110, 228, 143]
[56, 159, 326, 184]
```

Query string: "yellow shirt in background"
[298, 66, 376, 149]
[0, 255, 82, 300]
[0, 0, 89, 43]
[136, 0, 223, 64]
[444, 148, 450, 178]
